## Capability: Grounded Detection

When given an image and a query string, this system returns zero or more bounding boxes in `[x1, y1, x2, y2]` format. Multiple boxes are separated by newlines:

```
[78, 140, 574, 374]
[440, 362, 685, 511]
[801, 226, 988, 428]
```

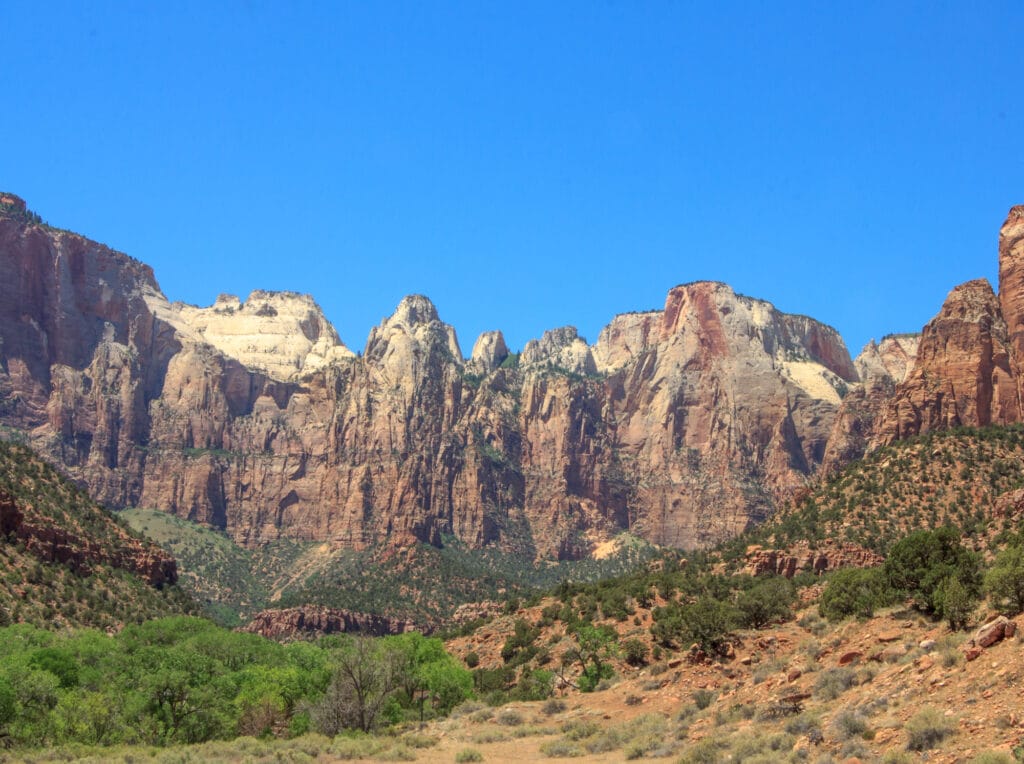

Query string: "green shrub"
[985, 544, 1024, 615]
[652, 596, 736, 652]
[884, 527, 981, 617]
[813, 667, 858, 700]
[455, 748, 484, 762]
[465, 651, 480, 669]
[692, 689, 715, 710]
[621, 637, 648, 666]
[736, 576, 795, 628]
[818, 567, 894, 621]
[905, 706, 955, 751]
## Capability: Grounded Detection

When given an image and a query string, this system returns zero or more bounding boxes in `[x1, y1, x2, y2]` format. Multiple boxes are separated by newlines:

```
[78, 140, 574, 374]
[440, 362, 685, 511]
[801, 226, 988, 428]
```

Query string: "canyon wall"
[5, 194, 1020, 559]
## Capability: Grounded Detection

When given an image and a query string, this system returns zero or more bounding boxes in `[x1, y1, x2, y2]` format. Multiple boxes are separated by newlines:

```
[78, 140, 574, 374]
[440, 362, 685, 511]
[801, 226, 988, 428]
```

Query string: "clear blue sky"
[3, 2, 1022, 358]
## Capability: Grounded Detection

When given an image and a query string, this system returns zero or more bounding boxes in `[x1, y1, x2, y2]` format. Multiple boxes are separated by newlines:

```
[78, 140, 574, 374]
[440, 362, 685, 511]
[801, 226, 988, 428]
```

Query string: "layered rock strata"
[0, 491, 176, 587]
[0, 194, 865, 556]
[241, 606, 426, 640]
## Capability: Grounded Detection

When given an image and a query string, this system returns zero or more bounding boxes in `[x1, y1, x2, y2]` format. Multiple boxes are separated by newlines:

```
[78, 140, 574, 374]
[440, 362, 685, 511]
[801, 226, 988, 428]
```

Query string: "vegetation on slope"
[120, 508, 309, 627]
[737, 424, 1024, 557]
[119, 510, 660, 627]
[0, 442, 196, 630]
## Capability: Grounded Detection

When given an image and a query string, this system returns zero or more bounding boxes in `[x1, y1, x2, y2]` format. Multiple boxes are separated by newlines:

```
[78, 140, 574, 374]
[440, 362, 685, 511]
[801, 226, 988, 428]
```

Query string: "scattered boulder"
[973, 616, 1017, 648]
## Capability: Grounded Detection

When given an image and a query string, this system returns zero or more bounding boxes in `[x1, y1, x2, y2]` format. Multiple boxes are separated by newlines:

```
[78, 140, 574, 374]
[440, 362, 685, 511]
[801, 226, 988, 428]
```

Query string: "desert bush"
[561, 720, 601, 740]
[677, 736, 727, 764]
[455, 748, 484, 762]
[540, 738, 584, 757]
[813, 667, 858, 700]
[495, 708, 524, 726]
[470, 729, 508, 744]
[784, 712, 820, 736]
[541, 698, 566, 715]
[797, 612, 829, 636]
[830, 709, 868, 740]
[985, 544, 1024, 615]
[692, 689, 715, 710]
[905, 706, 955, 751]
[969, 752, 1015, 764]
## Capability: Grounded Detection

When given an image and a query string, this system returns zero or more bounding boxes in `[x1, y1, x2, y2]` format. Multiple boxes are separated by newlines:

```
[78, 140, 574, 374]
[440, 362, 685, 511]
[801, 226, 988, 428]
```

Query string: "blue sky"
[2, 2, 1022, 358]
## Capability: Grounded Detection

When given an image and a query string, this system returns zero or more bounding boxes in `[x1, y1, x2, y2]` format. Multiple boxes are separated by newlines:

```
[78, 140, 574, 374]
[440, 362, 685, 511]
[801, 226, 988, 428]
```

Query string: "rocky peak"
[364, 295, 463, 382]
[0, 192, 28, 213]
[854, 334, 920, 387]
[158, 289, 354, 381]
[592, 311, 660, 373]
[521, 326, 597, 376]
[873, 278, 1020, 444]
[389, 294, 441, 328]
[470, 330, 509, 373]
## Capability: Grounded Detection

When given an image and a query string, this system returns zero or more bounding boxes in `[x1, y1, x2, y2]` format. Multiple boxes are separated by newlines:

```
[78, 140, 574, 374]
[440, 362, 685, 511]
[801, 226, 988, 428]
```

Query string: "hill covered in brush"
[0, 440, 196, 629]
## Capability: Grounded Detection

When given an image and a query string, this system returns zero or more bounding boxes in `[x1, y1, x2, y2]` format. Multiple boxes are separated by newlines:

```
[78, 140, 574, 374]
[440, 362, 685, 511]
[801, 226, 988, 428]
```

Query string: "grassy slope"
[120, 502, 661, 627]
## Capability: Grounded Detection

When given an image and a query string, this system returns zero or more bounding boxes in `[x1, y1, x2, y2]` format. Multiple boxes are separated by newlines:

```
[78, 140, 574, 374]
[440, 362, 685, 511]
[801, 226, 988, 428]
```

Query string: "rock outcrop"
[0, 194, 880, 558]
[469, 331, 509, 374]
[157, 291, 355, 381]
[873, 279, 1021, 444]
[820, 335, 920, 475]
[241, 606, 426, 640]
[0, 489, 176, 587]
[743, 540, 883, 578]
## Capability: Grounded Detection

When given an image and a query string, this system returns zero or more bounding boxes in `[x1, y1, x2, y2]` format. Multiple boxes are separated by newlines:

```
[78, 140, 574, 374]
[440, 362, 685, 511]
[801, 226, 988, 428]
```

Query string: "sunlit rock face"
[157, 291, 355, 382]
[17, 193, 989, 558]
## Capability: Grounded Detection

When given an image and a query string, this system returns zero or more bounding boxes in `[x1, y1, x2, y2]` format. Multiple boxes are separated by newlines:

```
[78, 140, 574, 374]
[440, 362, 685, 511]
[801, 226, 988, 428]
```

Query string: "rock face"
[873, 279, 1021, 444]
[820, 335, 920, 475]
[743, 540, 883, 578]
[241, 606, 425, 640]
[0, 193, 902, 558]
[825, 206, 1024, 461]
[158, 291, 355, 381]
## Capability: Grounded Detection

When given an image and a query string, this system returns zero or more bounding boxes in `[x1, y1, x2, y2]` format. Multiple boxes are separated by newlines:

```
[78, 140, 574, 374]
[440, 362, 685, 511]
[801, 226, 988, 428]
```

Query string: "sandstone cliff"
[0, 194, 860, 557]
[867, 207, 1024, 445]
[241, 605, 425, 640]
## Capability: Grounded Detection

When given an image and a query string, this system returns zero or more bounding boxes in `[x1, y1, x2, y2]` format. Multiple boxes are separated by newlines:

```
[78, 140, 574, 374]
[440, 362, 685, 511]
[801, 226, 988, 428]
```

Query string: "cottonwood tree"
[314, 637, 399, 734]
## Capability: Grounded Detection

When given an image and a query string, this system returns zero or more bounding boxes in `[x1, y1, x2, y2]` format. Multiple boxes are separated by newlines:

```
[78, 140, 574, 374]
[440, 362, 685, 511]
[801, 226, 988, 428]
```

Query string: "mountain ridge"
[0, 192, 1017, 564]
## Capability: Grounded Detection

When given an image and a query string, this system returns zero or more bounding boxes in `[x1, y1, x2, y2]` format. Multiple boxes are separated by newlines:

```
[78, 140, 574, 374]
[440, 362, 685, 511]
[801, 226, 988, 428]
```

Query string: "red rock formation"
[873, 279, 1020, 444]
[743, 540, 883, 578]
[820, 335, 920, 476]
[241, 606, 427, 640]
[999, 206, 1024, 363]
[0, 490, 176, 587]
[0, 196, 861, 557]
